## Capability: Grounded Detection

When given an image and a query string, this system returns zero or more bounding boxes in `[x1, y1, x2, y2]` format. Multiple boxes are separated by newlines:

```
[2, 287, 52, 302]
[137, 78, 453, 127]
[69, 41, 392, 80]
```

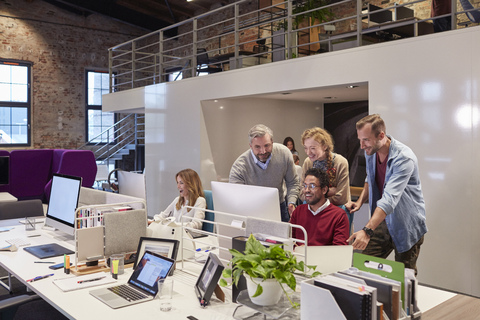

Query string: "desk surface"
[0, 192, 17, 202]
[0, 221, 236, 319]
[0, 219, 468, 319]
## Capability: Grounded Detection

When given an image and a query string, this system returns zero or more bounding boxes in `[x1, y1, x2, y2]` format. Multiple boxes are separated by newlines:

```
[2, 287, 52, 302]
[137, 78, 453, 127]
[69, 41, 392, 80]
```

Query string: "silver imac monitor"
[117, 170, 146, 199]
[211, 181, 281, 225]
[211, 182, 281, 261]
[45, 173, 82, 239]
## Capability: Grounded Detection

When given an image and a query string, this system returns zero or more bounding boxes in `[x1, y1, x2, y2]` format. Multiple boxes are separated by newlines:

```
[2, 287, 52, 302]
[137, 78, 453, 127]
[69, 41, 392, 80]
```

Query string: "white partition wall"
[105, 27, 480, 297]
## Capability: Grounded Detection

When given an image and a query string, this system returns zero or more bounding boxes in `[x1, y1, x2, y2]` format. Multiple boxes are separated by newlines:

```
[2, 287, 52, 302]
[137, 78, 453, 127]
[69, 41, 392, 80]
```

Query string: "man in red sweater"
[290, 168, 349, 246]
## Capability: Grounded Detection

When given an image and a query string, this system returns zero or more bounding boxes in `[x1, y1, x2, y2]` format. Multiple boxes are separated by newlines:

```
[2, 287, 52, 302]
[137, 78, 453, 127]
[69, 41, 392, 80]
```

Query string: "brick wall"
[0, 0, 146, 150]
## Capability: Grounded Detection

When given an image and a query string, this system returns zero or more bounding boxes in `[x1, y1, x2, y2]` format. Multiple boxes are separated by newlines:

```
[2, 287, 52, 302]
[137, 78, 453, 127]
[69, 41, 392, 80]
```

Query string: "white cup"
[157, 278, 173, 312]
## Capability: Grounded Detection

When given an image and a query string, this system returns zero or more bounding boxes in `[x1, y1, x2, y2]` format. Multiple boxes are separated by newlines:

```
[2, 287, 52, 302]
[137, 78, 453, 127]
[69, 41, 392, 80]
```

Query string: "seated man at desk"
[290, 168, 349, 246]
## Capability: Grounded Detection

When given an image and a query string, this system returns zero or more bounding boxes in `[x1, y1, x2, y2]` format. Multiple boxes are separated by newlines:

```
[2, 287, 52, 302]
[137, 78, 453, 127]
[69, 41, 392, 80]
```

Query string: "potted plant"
[219, 234, 320, 308]
[276, 0, 335, 31]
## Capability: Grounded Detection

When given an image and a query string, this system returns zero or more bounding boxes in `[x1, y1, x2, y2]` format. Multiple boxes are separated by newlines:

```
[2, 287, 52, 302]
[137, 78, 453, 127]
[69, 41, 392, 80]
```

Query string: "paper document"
[53, 272, 116, 292]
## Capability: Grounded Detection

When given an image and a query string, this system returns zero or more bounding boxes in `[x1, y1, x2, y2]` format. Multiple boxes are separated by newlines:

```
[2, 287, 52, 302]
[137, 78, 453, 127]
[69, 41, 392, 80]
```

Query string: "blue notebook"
[24, 243, 74, 259]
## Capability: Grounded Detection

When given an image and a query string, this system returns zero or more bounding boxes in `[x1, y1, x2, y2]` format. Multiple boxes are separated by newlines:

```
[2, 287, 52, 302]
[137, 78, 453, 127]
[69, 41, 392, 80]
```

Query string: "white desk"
[0, 219, 461, 319]
[0, 221, 236, 319]
[0, 192, 17, 202]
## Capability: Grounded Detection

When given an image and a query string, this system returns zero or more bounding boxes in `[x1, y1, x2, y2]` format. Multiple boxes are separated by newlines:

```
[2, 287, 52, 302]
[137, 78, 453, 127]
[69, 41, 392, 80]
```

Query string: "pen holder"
[25, 217, 36, 231]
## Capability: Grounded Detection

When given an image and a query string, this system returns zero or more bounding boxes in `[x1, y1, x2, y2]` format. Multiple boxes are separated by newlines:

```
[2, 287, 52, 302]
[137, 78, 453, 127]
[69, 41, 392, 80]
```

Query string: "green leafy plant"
[276, 0, 335, 31]
[219, 234, 320, 308]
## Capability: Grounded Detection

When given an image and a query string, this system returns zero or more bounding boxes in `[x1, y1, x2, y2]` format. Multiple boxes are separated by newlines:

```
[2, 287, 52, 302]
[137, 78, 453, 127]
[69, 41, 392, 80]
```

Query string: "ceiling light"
[347, 85, 359, 89]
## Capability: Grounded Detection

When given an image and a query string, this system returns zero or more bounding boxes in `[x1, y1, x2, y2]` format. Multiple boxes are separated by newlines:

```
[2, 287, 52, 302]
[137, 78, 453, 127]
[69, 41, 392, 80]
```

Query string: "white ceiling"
[250, 81, 368, 104]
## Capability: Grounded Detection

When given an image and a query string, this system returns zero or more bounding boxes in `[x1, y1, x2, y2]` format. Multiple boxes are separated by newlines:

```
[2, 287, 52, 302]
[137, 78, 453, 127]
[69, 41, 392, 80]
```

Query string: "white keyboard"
[5, 238, 31, 247]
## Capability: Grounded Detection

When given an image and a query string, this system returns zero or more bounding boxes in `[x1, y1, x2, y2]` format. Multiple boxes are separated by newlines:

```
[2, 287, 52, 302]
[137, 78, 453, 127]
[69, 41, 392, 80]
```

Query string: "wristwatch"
[362, 227, 374, 238]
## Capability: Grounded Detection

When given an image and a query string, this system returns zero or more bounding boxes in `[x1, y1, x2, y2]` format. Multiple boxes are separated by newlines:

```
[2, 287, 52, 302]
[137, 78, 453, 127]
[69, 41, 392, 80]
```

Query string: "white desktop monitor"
[211, 181, 281, 225]
[117, 170, 146, 200]
[45, 173, 82, 238]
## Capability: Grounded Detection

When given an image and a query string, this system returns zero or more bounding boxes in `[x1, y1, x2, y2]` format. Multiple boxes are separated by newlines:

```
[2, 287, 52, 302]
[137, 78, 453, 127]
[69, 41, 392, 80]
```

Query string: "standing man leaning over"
[346, 114, 427, 273]
[229, 124, 300, 222]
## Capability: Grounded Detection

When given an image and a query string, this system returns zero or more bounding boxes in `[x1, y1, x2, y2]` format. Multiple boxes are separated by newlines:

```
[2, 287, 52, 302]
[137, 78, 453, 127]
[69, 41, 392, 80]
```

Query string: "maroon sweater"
[290, 203, 349, 246]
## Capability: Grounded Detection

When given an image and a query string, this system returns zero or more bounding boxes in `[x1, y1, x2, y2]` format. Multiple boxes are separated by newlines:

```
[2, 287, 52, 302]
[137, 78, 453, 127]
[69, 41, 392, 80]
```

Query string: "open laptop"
[90, 250, 174, 309]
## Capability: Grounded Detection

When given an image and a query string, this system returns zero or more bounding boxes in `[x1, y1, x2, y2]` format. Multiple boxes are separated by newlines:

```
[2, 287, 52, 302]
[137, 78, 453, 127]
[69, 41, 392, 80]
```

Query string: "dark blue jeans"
[433, 17, 451, 33]
[280, 201, 290, 222]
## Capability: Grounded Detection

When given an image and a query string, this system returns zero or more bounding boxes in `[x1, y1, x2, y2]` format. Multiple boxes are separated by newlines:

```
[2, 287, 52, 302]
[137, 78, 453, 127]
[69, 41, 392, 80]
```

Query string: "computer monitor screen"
[211, 181, 280, 225]
[45, 173, 82, 237]
[0, 156, 9, 185]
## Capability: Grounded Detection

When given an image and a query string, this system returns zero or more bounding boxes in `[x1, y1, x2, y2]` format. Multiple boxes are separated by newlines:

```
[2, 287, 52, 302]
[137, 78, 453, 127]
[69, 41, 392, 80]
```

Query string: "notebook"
[23, 243, 74, 259]
[89, 250, 174, 309]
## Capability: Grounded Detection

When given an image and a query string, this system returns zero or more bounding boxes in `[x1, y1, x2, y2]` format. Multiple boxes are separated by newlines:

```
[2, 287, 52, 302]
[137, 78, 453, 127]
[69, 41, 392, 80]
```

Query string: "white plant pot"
[245, 277, 283, 306]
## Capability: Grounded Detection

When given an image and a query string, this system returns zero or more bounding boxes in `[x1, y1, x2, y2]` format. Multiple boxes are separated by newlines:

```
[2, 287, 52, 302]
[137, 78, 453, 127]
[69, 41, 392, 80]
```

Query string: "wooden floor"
[422, 294, 480, 320]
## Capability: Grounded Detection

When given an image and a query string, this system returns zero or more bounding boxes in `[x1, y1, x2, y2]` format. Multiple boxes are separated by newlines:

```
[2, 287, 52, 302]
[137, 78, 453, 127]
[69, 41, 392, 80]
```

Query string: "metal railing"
[108, 0, 479, 93]
[78, 114, 145, 169]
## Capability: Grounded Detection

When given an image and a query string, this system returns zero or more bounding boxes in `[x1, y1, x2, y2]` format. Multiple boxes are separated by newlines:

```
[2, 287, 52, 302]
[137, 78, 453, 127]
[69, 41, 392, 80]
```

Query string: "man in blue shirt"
[346, 114, 427, 273]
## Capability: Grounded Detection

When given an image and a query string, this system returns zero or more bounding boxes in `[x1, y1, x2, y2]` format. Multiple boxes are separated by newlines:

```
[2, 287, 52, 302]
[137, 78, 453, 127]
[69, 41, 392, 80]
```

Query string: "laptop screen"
[128, 251, 174, 296]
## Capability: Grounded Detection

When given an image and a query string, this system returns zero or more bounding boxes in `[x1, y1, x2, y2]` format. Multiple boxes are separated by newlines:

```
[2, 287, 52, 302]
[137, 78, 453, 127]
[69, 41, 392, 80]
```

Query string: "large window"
[0, 60, 31, 146]
[86, 70, 115, 143]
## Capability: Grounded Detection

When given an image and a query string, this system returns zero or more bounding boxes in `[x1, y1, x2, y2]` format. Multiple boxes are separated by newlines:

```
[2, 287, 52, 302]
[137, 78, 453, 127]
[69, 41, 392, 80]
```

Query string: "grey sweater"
[229, 143, 299, 204]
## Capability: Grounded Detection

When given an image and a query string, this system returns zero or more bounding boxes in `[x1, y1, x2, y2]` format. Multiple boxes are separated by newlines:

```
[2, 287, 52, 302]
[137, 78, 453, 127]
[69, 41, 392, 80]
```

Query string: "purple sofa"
[0, 149, 97, 202]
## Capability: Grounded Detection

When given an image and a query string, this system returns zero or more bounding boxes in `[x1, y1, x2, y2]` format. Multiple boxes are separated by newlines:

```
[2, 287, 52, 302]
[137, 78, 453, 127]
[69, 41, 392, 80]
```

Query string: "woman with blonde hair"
[301, 127, 351, 206]
[150, 168, 206, 231]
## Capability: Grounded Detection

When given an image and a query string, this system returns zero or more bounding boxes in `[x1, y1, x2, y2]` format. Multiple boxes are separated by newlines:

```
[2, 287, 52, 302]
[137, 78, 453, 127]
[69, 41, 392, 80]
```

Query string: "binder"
[314, 275, 374, 320]
[339, 270, 395, 320]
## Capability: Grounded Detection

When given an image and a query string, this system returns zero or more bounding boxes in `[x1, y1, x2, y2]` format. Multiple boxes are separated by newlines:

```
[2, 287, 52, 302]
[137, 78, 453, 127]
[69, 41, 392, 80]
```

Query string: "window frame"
[0, 59, 32, 147]
[85, 69, 116, 144]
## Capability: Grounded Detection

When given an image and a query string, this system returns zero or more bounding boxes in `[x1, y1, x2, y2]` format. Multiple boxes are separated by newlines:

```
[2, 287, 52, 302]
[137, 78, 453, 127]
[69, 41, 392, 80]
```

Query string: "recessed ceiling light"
[347, 85, 359, 89]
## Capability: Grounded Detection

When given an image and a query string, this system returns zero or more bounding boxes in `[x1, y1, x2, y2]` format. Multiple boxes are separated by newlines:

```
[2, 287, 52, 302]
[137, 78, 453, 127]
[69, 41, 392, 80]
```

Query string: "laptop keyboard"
[108, 284, 147, 302]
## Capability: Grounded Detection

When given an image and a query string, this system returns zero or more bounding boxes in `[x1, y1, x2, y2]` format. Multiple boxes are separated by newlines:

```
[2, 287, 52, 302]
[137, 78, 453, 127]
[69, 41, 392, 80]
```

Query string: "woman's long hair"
[175, 169, 205, 212]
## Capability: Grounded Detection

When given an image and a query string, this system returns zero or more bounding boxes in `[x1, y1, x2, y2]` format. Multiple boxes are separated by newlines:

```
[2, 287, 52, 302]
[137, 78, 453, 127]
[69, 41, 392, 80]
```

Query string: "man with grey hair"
[229, 124, 300, 222]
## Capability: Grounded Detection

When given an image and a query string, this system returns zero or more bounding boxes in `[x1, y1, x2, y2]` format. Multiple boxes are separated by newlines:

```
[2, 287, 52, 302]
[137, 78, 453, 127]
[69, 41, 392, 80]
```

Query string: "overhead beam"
[44, 0, 173, 32]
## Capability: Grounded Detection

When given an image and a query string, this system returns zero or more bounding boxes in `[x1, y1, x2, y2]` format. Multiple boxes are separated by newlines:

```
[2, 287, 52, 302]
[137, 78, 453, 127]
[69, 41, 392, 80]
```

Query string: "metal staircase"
[78, 113, 145, 171]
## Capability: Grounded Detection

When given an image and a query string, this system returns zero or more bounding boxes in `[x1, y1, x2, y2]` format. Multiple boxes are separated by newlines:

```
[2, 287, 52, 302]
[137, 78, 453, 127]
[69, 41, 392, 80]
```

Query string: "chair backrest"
[202, 190, 215, 233]
[196, 48, 210, 66]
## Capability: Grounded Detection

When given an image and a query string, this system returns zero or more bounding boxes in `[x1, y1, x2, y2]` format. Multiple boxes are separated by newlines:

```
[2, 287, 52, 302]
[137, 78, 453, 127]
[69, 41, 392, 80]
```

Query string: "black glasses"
[303, 183, 320, 190]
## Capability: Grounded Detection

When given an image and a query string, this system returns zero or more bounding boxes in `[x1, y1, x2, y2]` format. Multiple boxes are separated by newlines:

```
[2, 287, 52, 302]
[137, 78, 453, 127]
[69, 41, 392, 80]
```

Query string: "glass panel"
[0, 84, 11, 101]
[101, 73, 109, 89]
[102, 112, 114, 123]
[87, 88, 95, 105]
[11, 125, 28, 144]
[0, 107, 11, 125]
[0, 65, 10, 83]
[89, 126, 104, 142]
[11, 66, 28, 84]
[0, 126, 12, 143]
[11, 108, 27, 124]
[92, 88, 102, 105]
[11, 84, 28, 102]
[87, 72, 96, 89]
[93, 73, 102, 89]
[88, 109, 102, 126]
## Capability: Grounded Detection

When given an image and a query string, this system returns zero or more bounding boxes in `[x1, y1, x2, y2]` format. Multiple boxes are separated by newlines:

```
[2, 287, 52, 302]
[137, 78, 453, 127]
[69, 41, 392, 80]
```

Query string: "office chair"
[196, 48, 222, 75]
[202, 190, 215, 233]
[253, 39, 268, 54]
